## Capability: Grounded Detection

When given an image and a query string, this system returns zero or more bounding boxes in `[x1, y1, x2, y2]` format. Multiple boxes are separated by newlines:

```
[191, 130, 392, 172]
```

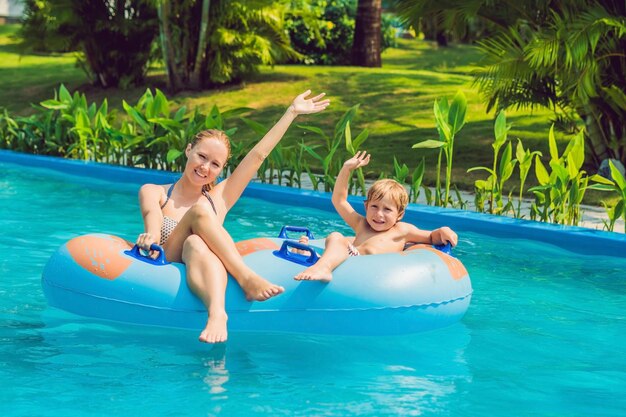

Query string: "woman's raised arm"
[219, 90, 329, 210]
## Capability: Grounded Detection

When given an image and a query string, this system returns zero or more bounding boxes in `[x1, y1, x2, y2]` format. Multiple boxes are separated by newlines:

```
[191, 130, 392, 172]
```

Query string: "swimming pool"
[2, 151, 625, 416]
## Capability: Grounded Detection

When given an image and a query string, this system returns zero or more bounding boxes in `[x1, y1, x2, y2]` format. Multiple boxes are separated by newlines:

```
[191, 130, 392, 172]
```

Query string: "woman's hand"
[343, 151, 371, 171]
[289, 90, 330, 116]
[136, 232, 157, 251]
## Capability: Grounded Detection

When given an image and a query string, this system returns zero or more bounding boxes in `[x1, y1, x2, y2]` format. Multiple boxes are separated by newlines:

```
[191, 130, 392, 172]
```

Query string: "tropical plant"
[590, 161, 626, 233]
[408, 158, 426, 204]
[473, 1, 626, 168]
[468, 111, 518, 215]
[514, 139, 542, 218]
[19, 0, 159, 88]
[0, 109, 19, 150]
[17, 0, 74, 53]
[391, 156, 409, 185]
[413, 90, 467, 207]
[286, 0, 397, 65]
[344, 120, 370, 195]
[157, 0, 298, 90]
[394, 0, 626, 169]
[529, 128, 591, 225]
[37, 84, 115, 160]
[298, 104, 366, 193]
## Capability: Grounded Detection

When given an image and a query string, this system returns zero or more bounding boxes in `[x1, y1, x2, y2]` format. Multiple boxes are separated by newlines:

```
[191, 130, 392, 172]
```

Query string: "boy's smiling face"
[364, 195, 404, 232]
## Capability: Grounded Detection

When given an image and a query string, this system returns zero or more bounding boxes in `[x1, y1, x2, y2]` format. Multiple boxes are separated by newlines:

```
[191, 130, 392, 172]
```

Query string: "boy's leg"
[294, 232, 351, 282]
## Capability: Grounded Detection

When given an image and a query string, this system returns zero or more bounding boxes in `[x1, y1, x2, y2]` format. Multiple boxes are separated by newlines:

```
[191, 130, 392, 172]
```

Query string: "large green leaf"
[494, 110, 508, 148]
[40, 100, 68, 110]
[412, 140, 444, 149]
[609, 160, 626, 191]
[467, 166, 495, 175]
[345, 121, 353, 153]
[166, 149, 184, 163]
[296, 124, 328, 140]
[122, 100, 151, 132]
[589, 174, 614, 185]
[548, 124, 559, 163]
[433, 99, 451, 141]
[240, 117, 267, 136]
[353, 128, 369, 151]
[447, 90, 467, 135]
[221, 107, 254, 119]
[59, 84, 72, 103]
[154, 89, 170, 117]
[334, 104, 359, 139]
[534, 155, 550, 185]
[602, 85, 626, 111]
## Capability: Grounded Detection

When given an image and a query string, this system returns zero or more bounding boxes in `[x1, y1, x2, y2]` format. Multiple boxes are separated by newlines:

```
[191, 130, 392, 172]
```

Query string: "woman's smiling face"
[185, 137, 229, 185]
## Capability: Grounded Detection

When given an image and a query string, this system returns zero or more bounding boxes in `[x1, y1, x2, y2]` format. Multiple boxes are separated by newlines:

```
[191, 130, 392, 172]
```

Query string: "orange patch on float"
[67, 235, 133, 280]
[404, 244, 468, 281]
[235, 238, 279, 256]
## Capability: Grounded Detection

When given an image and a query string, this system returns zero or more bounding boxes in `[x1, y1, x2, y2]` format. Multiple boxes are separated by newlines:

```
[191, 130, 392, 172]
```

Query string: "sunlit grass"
[3, 26, 608, 203]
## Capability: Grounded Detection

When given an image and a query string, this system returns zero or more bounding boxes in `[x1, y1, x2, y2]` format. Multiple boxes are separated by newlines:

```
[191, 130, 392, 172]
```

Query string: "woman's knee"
[189, 203, 218, 224]
[182, 235, 210, 261]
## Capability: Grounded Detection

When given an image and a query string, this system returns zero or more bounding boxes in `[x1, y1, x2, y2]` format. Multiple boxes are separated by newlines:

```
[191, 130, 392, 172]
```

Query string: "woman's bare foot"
[239, 274, 284, 301]
[294, 264, 333, 282]
[199, 311, 228, 344]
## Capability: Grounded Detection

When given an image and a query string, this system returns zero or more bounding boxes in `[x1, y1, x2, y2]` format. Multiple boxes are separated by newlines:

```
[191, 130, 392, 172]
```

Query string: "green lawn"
[2, 24, 608, 204]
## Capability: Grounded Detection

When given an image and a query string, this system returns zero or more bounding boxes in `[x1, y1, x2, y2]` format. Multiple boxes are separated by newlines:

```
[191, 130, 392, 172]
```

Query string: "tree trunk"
[351, 0, 382, 67]
[158, 0, 182, 91]
[190, 0, 211, 90]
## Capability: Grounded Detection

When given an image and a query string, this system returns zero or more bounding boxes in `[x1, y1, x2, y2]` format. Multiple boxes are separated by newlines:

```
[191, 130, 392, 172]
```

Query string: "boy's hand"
[430, 227, 458, 247]
[291, 235, 310, 254]
[343, 151, 371, 171]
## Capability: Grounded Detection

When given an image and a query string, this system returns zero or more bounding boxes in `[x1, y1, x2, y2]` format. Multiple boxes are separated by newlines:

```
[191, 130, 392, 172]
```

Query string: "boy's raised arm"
[332, 151, 370, 230]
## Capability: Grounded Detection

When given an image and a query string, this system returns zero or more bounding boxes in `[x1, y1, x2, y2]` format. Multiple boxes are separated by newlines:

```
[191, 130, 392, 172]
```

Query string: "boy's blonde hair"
[366, 179, 409, 214]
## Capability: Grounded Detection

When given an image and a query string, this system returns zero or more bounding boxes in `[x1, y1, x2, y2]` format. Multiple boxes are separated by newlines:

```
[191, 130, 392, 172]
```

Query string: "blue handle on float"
[125, 243, 168, 265]
[273, 240, 319, 266]
[278, 225, 315, 240]
[433, 242, 452, 255]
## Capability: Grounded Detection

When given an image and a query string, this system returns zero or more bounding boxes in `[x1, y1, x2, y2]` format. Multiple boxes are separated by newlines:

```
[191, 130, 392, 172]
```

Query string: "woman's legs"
[165, 203, 284, 301]
[183, 235, 228, 343]
[294, 232, 352, 282]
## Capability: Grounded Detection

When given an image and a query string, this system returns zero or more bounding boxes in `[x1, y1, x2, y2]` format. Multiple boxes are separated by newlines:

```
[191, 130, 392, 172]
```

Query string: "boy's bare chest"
[353, 228, 405, 254]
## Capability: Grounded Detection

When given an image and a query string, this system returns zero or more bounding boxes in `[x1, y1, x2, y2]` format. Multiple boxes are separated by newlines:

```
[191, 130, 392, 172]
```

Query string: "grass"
[0, 24, 612, 206]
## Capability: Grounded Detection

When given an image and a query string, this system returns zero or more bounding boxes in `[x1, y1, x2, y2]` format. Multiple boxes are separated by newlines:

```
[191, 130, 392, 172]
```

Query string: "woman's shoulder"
[139, 183, 170, 197]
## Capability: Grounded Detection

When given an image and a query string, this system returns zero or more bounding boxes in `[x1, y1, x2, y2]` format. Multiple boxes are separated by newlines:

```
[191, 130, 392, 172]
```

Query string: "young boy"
[294, 151, 458, 282]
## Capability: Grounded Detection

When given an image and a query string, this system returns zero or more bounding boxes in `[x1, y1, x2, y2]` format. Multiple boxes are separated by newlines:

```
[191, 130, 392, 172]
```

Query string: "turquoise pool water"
[1, 161, 625, 416]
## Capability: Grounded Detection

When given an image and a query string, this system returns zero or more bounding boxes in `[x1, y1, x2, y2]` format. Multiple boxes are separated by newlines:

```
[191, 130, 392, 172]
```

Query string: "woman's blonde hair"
[366, 179, 409, 214]
[189, 129, 232, 191]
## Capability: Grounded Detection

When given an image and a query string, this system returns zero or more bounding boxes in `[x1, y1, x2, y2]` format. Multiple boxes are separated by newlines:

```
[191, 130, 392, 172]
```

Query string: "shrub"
[286, 0, 398, 65]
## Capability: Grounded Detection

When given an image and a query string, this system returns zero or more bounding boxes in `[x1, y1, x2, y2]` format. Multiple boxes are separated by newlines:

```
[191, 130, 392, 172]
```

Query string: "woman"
[135, 90, 330, 343]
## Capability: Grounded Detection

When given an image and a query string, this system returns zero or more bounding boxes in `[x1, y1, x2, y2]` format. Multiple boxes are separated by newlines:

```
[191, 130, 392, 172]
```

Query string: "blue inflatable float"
[42, 226, 473, 335]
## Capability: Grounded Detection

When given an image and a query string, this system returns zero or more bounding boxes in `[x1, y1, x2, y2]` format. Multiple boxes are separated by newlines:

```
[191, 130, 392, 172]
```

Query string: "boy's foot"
[240, 274, 284, 301]
[294, 264, 333, 282]
[199, 312, 228, 344]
